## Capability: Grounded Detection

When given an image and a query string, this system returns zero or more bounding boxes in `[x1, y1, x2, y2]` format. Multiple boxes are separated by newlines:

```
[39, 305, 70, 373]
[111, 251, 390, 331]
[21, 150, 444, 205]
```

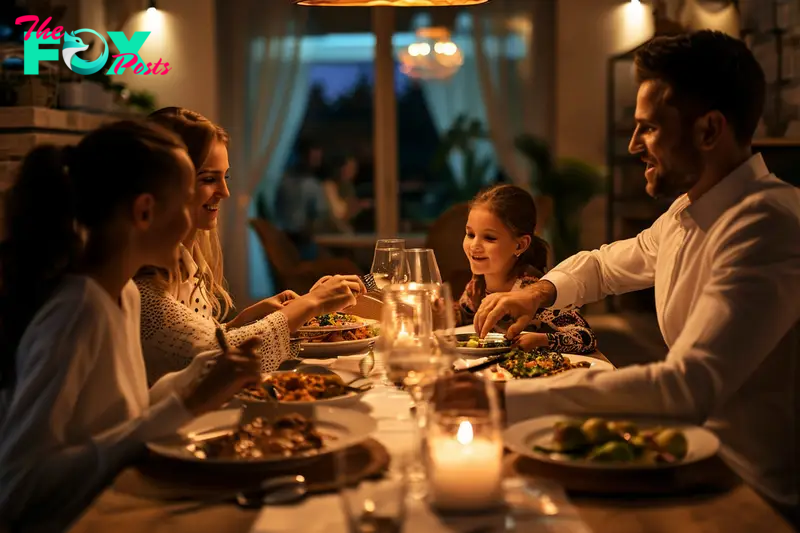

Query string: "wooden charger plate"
[113, 439, 390, 500]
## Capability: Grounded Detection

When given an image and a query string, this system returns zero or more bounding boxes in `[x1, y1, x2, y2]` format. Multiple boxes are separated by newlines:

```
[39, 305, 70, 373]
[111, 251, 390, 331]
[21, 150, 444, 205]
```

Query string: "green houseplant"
[515, 133, 603, 263]
[432, 114, 494, 202]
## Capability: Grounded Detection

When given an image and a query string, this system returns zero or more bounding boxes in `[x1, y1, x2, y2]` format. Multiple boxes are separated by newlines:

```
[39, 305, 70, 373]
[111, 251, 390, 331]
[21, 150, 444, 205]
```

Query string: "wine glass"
[370, 239, 406, 290]
[378, 282, 456, 399]
[402, 249, 442, 284]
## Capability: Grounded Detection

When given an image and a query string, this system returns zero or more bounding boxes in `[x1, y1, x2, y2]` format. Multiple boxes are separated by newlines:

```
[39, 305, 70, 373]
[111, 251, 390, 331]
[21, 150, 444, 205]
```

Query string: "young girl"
[136, 107, 363, 384]
[0, 121, 262, 531]
[458, 184, 597, 354]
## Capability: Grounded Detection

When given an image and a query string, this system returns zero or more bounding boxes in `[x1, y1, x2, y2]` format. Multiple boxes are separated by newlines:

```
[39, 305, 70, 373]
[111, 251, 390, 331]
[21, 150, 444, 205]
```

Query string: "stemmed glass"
[370, 239, 406, 289]
[402, 248, 442, 284]
[376, 282, 456, 499]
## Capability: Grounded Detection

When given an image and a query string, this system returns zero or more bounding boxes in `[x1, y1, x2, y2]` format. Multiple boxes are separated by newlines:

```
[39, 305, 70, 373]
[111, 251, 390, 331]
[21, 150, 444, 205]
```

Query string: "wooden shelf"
[0, 106, 133, 134]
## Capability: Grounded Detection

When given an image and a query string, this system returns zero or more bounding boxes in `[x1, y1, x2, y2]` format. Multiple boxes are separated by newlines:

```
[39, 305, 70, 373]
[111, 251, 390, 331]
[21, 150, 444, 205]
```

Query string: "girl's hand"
[182, 337, 261, 416]
[515, 332, 549, 351]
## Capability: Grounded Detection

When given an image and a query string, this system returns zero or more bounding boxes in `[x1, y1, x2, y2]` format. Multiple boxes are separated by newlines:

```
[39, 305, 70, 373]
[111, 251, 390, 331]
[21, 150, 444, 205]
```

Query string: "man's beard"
[648, 146, 703, 199]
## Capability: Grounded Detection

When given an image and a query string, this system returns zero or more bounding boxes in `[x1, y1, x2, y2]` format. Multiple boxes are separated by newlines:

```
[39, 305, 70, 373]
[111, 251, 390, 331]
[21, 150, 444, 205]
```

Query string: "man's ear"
[694, 110, 726, 151]
[131, 193, 156, 230]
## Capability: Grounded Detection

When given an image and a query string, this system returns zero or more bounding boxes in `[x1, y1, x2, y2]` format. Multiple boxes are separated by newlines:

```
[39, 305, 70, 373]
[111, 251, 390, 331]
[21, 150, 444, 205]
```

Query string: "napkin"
[299, 354, 368, 375]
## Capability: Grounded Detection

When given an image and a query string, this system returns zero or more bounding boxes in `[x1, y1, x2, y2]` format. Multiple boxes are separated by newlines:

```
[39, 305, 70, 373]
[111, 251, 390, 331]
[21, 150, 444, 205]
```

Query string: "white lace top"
[137, 246, 291, 385]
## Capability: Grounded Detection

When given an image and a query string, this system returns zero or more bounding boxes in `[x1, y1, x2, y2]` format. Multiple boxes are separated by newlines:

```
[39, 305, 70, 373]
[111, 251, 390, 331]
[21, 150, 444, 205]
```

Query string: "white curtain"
[471, 0, 538, 189]
[413, 13, 496, 186]
[220, 1, 308, 307]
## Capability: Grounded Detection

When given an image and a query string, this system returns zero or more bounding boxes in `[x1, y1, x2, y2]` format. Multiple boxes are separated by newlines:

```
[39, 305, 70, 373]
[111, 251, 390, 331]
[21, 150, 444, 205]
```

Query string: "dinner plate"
[147, 403, 377, 466]
[504, 415, 720, 470]
[455, 353, 615, 379]
[455, 332, 513, 357]
[297, 321, 367, 334]
[236, 371, 372, 407]
[300, 337, 377, 357]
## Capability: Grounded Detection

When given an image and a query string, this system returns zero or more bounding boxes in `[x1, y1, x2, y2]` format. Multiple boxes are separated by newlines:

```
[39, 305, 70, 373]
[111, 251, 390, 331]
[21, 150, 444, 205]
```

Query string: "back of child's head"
[0, 120, 187, 387]
[470, 184, 549, 276]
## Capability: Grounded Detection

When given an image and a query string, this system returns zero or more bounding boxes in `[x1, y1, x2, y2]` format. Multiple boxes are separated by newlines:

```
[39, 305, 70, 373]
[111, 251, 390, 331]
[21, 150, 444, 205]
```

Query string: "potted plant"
[431, 114, 495, 202]
[515, 133, 603, 263]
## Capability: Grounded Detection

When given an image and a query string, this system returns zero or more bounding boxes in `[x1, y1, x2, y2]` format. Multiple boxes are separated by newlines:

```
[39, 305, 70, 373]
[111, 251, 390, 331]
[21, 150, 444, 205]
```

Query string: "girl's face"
[463, 207, 529, 278]
[135, 148, 195, 269]
[192, 139, 230, 230]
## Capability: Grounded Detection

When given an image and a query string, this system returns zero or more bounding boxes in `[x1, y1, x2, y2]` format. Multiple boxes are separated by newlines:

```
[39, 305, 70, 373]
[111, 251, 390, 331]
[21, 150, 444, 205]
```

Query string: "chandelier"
[294, 1, 488, 6]
[398, 27, 463, 80]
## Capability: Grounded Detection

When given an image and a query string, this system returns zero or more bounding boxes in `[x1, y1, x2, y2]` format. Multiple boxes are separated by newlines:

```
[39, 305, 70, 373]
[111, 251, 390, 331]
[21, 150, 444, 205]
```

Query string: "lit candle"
[428, 421, 503, 511]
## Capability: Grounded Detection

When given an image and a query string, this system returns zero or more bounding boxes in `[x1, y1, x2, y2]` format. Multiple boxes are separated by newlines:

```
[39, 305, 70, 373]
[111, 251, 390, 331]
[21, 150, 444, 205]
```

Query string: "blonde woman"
[136, 108, 364, 384]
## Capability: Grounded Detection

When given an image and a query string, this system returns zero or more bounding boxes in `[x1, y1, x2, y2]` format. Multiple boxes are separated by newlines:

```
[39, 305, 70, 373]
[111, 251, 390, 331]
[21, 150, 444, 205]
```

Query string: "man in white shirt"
[475, 30, 800, 522]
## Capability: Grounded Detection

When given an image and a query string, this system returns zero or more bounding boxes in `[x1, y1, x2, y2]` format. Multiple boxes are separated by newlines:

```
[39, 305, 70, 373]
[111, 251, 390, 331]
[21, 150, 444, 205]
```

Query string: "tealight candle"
[428, 420, 503, 511]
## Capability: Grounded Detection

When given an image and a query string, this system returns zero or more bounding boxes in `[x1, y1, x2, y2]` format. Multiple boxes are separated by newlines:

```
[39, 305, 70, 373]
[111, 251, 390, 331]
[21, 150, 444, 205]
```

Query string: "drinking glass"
[377, 282, 456, 400]
[370, 239, 406, 289]
[402, 248, 442, 284]
[338, 454, 408, 533]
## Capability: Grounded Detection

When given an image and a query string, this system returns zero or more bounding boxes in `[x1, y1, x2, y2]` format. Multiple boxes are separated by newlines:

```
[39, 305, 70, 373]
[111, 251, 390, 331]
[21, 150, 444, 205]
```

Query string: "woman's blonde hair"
[137, 107, 234, 320]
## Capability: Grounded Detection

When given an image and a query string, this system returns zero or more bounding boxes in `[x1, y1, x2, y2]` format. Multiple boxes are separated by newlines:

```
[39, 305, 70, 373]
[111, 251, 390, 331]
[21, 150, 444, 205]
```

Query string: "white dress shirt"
[506, 154, 800, 507]
[0, 276, 200, 531]
[138, 245, 291, 384]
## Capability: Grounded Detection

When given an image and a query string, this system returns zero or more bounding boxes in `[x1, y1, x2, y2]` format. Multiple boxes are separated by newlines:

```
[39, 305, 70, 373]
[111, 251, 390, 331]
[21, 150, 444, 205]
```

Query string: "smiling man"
[474, 30, 800, 522]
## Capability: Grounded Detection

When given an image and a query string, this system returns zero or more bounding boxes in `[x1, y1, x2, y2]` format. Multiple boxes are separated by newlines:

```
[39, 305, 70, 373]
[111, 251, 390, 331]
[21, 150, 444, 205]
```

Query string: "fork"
[360, 273, 381, 294]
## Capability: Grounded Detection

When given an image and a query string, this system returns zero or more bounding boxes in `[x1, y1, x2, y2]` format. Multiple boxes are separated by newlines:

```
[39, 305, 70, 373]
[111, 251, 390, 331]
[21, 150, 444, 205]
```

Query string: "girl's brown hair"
[470, 184, 550, 279]
[138, 107, 233, 320]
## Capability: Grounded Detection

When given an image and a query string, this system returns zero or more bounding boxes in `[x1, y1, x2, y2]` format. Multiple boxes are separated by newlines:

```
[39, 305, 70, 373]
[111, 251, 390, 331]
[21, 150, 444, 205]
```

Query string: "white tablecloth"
[249, 359, 593, 533]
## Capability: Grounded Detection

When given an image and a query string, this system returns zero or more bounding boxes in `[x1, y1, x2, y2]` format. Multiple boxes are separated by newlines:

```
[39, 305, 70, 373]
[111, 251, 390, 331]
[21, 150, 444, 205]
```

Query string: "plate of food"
[297, 313, 367, 334]
[298, 322, 379, 357]
[504, 415, 720, 470]
[235, 371, 372, 407]
[455, 333, 513, 357]
[146, 403, 377, 466]
[455, 347, 614, 381]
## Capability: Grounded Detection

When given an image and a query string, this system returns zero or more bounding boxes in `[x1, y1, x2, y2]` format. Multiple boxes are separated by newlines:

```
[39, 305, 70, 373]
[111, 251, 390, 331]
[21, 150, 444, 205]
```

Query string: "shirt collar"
[684, 153, 770, 231]
[179, 244, 199, 281]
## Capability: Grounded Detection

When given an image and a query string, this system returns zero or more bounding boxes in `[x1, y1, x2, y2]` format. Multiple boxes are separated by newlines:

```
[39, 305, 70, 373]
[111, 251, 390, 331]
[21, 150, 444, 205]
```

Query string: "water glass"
[370, 239, 406, 289]
[339, 465, 408, 533]
[402, 248, 442, 284]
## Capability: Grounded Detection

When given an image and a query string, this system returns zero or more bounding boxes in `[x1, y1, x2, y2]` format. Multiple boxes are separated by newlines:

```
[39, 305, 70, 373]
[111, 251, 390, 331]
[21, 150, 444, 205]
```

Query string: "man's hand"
[474, 280, 557, 339]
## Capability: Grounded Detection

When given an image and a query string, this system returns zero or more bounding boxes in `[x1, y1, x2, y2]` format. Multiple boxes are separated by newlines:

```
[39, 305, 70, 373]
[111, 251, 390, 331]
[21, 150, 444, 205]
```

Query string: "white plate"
[455, 332, 513, 357]
[456, 353, 614, 379]
[300, 337, 376, 357]
[504, 415, 720, 470]
[147, 404, 377, 466]
[237, 371, 372, 407]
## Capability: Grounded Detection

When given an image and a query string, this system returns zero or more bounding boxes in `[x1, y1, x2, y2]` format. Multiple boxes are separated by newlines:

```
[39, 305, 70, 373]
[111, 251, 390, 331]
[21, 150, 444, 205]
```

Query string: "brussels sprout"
[552, 420, 589, 452]
[588, 441, 635, 462]
[608, 420, 638, 437]
[582, 418, 614, 444]
[653, 429, 688, 459]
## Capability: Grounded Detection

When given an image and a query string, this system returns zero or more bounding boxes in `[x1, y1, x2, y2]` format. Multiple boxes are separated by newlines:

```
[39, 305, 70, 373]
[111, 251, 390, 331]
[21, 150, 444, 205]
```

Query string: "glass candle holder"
[426, 372, 504, 513]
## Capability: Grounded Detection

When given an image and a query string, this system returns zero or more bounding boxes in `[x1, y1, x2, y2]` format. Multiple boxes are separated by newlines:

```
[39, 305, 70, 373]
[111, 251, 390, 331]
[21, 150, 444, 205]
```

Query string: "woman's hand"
[307, 275, 366, 315]
[226, 290, 301, 328]
[182, 337, 261, 416]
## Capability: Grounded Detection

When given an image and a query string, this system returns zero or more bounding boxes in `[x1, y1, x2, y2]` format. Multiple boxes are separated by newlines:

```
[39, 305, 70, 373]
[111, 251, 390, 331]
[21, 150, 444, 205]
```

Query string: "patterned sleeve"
[534, 307, 598, 354]
[456, 278, 479, 327]
[137, 278, 292, 385]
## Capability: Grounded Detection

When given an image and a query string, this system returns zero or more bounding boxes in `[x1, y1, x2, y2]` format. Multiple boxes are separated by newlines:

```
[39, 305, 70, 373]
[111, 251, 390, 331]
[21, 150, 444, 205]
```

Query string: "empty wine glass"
[402, 249, 442, 284]
[370, 239, 406, 290]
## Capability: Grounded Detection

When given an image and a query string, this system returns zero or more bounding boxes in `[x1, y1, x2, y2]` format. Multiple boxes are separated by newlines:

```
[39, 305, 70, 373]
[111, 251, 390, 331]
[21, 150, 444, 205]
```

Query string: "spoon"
[170, 475, 307, 514]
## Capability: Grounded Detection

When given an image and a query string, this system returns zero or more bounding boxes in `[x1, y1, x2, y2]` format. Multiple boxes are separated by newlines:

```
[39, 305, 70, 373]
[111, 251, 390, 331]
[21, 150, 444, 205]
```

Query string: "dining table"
[68, 327, 794, 533]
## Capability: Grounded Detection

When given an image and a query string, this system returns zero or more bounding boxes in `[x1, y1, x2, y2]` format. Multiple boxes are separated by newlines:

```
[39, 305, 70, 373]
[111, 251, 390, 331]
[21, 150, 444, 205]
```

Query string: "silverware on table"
[169, 475, 308, 514]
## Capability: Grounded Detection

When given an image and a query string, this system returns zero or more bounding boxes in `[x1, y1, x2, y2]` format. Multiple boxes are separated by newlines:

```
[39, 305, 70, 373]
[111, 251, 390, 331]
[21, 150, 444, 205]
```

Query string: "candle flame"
[456, 420, 473, 445]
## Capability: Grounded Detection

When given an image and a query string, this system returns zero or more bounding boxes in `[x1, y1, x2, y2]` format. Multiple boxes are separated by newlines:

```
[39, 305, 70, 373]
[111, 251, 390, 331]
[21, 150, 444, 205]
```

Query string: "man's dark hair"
[634, 30, 766, 145]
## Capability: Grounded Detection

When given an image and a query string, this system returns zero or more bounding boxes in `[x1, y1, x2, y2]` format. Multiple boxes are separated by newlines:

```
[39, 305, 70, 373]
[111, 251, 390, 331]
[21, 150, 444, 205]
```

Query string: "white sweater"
[0, 276, 198, 531]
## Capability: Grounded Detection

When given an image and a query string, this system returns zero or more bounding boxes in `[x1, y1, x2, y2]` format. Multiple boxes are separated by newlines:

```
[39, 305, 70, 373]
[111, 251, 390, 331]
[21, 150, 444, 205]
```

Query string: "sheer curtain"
[414, 13, 496, 187]
[471, 0, 538, 189]
[219, 1, 309, 307]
